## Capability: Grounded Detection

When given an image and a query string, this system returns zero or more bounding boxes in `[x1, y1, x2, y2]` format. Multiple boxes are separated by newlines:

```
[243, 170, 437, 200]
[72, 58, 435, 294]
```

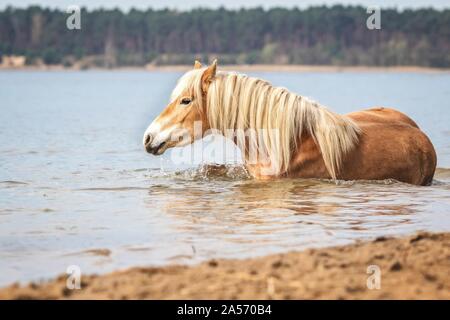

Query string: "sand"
[0, 232, 449, 300]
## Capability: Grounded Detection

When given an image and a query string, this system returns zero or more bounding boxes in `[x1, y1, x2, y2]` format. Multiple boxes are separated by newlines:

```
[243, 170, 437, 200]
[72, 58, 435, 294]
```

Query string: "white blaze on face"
[143, 69, 201, 151]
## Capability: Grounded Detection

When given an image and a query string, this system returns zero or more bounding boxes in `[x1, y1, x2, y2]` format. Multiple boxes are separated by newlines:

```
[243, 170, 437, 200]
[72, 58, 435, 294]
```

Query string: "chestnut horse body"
[143, 60, 437, 186]
[268, 107, 437, 185]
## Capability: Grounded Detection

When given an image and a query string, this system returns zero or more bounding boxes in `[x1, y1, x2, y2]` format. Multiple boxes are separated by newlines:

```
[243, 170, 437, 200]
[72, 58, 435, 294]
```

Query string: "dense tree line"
[0, 5, 449, 67]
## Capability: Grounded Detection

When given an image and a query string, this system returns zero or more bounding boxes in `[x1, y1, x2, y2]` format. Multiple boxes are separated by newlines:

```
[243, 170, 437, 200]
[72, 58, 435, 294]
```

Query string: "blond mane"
[172, 68, 361, 179]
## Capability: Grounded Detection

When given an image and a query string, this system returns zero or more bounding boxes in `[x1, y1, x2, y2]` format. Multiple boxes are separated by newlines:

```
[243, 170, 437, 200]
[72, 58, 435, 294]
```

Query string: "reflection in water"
[1, 160, 449, 287]
[144, 165, 448, 257]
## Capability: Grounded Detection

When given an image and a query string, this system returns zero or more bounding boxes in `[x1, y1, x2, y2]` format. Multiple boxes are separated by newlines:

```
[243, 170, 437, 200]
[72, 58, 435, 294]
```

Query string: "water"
[0, 70, 449, 286]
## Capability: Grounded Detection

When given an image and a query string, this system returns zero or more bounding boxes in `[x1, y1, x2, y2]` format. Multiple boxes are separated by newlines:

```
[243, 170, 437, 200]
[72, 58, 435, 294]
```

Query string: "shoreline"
[1, 64, 449, 73]
[1, 232, 448, 299]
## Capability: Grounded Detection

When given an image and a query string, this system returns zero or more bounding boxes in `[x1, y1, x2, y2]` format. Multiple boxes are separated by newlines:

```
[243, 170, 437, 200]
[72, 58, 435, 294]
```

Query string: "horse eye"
[180, 98, 191, 105]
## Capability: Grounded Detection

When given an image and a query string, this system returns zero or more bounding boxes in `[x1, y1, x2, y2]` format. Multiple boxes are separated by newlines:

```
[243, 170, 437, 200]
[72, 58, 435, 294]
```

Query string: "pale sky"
[1, 0, 449, 11]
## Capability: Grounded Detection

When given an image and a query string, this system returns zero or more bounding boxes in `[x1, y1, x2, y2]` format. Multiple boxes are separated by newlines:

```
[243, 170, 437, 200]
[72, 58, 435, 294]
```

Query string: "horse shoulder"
[288, 135, 331, 179]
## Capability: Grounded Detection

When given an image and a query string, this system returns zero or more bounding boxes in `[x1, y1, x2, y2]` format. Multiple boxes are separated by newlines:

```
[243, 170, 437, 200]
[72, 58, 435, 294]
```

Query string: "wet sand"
[1, 232, 448, 299]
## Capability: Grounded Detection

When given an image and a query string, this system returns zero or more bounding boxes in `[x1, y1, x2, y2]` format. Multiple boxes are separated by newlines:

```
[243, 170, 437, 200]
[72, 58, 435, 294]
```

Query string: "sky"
[1, 0, 449, 11]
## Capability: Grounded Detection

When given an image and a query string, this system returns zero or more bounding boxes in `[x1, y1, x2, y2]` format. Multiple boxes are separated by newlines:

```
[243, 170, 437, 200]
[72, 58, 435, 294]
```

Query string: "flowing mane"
[171, 68, 361, 179]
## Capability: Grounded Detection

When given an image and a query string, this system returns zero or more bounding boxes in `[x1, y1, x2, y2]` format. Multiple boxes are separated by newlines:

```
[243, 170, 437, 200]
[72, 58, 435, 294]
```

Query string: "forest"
[0, 5, 449, 67]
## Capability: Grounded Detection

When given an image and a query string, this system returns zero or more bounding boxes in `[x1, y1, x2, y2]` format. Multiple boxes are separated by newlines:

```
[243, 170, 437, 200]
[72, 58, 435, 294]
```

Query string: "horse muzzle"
[146, 141, 167, 155]
[143, 133, 167, 155]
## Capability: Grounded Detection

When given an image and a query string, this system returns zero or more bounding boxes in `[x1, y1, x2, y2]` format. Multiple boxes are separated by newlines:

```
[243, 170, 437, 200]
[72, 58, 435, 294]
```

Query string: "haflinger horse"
[143, 60, 437, 186]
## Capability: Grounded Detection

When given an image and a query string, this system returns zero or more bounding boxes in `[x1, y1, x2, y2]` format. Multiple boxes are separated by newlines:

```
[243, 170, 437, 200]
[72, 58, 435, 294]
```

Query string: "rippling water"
[0, 70, 449, 286]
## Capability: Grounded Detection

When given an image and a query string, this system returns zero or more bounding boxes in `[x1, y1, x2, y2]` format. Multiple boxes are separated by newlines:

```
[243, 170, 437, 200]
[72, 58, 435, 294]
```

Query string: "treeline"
[0, 5, 449, 67]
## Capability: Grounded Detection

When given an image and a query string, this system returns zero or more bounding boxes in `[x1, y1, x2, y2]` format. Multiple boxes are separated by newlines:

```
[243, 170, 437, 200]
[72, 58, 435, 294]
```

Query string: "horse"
[143, 60, 437, 186]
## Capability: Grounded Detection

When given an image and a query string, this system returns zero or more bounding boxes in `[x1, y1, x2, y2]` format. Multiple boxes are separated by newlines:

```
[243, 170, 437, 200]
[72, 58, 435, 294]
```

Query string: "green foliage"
[0, 5, 448, 67]
[42, 48, 62, 64]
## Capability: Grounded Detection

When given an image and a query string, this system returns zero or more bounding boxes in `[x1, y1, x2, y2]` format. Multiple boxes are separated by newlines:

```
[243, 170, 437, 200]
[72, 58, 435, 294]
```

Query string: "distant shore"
[1, 232, 448, 299]
[1, 64, 449, 73]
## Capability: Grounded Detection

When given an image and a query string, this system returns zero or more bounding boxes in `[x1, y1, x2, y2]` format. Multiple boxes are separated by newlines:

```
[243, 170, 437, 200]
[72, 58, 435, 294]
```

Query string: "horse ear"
[194, 60, 202, 69]
[201, 59, 217, 93]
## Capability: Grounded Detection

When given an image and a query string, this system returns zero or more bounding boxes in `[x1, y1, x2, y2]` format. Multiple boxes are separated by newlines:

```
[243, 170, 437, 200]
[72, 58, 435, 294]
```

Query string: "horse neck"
[205, 73, 361, 178]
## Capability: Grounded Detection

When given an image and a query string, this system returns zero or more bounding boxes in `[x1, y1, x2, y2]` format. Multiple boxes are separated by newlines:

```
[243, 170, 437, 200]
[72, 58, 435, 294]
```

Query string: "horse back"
[346, 107, 419, 128]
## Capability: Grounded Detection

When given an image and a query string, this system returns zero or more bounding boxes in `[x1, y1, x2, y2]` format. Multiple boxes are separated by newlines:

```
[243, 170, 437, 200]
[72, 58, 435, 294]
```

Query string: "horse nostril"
[144, 134, 152, 146]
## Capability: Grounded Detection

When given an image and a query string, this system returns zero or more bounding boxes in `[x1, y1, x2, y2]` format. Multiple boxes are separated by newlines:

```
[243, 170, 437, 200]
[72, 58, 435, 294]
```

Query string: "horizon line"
[1, 3, 448, 12]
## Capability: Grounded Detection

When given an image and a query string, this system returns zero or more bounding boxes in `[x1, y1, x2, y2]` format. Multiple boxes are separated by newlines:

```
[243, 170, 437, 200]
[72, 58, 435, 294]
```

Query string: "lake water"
[0, 70, 449, 286]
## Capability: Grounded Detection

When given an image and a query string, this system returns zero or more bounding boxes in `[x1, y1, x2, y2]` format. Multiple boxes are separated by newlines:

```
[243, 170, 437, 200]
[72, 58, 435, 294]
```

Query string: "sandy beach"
[1, 232, 448, 300]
